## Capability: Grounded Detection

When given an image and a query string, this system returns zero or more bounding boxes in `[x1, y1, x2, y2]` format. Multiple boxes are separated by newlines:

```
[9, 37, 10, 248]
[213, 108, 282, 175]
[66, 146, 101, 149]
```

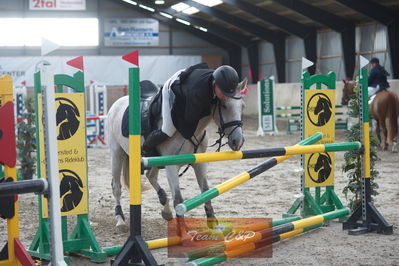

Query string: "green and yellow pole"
[343, 66, 393, 234]
[142, 142, 361, 168]
[112, 65, 158, 264]
[187, 208, 349, 265]
[104, 216, 302, 256]
[175, 132, 323, 216]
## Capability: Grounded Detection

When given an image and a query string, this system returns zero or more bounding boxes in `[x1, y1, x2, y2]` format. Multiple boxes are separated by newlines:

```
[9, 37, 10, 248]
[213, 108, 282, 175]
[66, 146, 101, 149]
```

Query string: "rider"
[142, 63, 240, 156]
[368, 57, 390, 98]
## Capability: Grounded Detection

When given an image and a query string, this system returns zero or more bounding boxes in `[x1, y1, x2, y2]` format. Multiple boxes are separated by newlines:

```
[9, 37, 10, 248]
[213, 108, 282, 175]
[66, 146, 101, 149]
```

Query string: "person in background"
[368, 57, 390, 98]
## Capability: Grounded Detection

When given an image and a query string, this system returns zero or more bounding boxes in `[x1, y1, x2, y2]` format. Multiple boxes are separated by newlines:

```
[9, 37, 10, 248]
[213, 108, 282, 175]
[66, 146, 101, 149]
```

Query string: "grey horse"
[107, 79, 247, 232]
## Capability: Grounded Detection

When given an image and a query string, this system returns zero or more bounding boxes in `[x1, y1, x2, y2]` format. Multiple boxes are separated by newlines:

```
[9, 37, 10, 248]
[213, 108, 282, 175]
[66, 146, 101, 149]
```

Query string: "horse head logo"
[308, 153, 332, 183]
[307, 93, 332, 127]
[59, 169, 84, 212]
[55, 97, 80, 140]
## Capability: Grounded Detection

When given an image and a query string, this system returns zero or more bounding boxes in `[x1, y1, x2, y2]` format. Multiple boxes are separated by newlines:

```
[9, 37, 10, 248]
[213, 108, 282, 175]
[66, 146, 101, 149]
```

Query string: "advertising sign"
[29, 0, 86, 10]
[257, 77, 277, 135]
[304, 89, 335, 187]
[104, 18, 159, 46]
[38, 93, 88, 217]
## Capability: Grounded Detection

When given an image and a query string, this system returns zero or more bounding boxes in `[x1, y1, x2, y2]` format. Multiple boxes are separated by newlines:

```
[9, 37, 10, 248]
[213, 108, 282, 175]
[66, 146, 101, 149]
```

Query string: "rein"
[178, 97, 243, 176]
[178, 130, 207, 177]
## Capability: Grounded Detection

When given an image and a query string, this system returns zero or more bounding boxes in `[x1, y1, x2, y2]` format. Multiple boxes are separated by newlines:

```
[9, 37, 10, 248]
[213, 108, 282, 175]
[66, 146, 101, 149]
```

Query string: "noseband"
[210, 98, 243, 151]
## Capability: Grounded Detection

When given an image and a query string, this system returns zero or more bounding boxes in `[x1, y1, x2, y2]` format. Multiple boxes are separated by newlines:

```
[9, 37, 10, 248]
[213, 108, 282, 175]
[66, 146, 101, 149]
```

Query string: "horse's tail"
[386, 92, 398, 145]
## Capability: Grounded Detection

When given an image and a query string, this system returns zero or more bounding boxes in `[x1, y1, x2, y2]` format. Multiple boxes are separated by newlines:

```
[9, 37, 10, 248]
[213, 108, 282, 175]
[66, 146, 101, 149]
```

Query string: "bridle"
[178, 96, 243, 177]
[209, 97, 243, 152]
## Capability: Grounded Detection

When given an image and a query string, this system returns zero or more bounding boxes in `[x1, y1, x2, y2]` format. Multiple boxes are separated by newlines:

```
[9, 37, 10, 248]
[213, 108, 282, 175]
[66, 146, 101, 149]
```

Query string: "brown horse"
[342, 80, 399, 152]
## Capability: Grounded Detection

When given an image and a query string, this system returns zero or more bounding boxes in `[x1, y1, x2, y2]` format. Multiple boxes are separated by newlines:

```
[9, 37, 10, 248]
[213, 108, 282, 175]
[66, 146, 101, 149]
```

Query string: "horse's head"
[56, 101, 69, 126]
[314, 96, 332, 116]
[213, 78, 247, 151]
[314, 154, 332, 172]
[56, 100, 79, 125]
[341, 80, 356, 105]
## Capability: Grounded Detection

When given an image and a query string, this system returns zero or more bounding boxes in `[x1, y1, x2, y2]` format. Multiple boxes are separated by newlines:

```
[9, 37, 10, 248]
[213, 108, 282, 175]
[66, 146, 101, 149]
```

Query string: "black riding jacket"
[368, 64, 390, 90]
[171, 65, 216, 139]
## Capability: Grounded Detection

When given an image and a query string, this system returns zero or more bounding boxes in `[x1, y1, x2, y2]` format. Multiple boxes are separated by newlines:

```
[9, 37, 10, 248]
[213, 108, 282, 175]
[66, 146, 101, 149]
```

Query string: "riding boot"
[142, 129, 170, 156]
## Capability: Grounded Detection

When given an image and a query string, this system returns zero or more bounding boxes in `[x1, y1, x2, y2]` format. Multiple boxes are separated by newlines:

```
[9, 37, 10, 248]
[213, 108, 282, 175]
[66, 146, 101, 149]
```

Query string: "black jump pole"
[0, 179, 48, 197]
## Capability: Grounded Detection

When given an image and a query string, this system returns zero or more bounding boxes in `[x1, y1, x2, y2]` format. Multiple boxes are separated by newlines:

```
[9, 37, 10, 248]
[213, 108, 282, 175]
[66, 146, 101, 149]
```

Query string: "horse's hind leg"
[192, 163, 217, 228]
[111, 144, 128, 233]
[146, 167, 173, 220]
[381, 119, 389, 150]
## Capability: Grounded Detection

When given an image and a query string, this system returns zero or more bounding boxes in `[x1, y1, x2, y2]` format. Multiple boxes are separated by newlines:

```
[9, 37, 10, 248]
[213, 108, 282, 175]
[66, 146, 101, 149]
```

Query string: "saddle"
[121, 80, 162, 138]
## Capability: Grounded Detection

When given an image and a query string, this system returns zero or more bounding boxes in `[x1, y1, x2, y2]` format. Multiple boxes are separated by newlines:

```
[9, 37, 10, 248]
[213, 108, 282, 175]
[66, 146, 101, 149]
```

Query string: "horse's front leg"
[146, 167, 173, 220]
[165, 165, 189, 239]
[191, 163, 217, 228]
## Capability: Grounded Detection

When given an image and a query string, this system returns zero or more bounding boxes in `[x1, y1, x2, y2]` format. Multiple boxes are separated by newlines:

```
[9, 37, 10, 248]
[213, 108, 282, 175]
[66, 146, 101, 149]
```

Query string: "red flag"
[122, 50, 139, 66]
[21, 81, 27, 86]
[67, 56, 84, 71]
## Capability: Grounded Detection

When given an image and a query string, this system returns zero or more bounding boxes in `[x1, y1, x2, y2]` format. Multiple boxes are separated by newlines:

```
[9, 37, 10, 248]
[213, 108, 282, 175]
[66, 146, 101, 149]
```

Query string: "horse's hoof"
[116, 222, 129, 234]
[161, 210, 173, 221]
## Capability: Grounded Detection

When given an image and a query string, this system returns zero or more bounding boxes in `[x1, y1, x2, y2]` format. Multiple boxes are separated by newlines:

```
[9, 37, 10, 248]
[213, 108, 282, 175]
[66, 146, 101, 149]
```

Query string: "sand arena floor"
[1, 117, 398, 265]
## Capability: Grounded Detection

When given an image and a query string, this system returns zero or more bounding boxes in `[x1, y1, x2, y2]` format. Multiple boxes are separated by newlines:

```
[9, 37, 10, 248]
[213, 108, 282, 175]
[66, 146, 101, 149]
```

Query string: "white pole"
[41, 63, 67, 266]
[257, 79, 265, 136]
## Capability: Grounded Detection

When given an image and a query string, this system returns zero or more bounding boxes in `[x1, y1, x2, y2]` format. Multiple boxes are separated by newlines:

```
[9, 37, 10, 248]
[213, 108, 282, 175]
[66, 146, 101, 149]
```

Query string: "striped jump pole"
[175, 132, 323, 216]
[103, 216, 301, 256]
[142, 141, 361, 168]
[187, 208, 349, 266]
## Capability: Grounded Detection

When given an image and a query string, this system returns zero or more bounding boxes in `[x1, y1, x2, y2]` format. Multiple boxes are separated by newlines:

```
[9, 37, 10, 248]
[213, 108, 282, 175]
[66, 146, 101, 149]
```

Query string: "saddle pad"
[121, 95, 162, 138]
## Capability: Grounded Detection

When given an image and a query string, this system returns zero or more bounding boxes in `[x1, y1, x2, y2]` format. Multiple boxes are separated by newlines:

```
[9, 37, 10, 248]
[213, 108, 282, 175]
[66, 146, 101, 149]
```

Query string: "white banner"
[29, 0, 86, 10]
[104, 19, 159, 47]
[0, 55, 201, 86]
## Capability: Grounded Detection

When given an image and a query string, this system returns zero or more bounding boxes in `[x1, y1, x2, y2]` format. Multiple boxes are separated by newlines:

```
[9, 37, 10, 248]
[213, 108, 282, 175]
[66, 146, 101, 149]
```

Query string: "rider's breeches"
[368, 85, 379, 97]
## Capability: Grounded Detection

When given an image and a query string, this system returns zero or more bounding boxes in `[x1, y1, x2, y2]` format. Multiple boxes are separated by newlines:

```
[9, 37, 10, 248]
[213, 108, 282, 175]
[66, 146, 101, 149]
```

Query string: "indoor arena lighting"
[139, 4, 155, 12]
[159, 12, 173, 19]
[155, 0, 165, 4]
[122, 0, 137, 5]
[171, 2, 190, 12]
[176, 18, 191, 26]
[199, 27, 208, 32]
[183, 6, 200, 14]
[193, 0, 222, 7]
[194, 25, 208, 32]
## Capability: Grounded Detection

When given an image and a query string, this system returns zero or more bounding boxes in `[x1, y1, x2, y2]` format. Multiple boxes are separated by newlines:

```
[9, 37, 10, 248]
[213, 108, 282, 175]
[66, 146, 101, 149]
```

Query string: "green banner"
[257, 77, 277, 135]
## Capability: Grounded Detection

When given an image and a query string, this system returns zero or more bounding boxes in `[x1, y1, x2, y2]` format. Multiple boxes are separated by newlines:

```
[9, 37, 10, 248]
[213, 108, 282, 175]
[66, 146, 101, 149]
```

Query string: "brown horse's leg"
[381, 118, 388, 150]
[375, 119, 382, 148]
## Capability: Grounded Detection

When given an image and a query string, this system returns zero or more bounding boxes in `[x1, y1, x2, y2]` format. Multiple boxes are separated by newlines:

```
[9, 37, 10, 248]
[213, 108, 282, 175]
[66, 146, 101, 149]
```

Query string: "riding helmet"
[213, 65, 239, 97]
[370, 57, 379, 64]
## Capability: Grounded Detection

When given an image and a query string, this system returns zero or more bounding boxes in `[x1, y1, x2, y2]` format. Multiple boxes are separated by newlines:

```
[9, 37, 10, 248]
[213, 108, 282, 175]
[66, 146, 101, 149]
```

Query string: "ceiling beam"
[272, 0, 353, 32]
[116, 0, 240, 54]
[273, 0, 356, 78]
[332, 0, 399, 78]
[333, 0, 397, 25]
[222, 0, 313, 38]
[177, 0, 287, 43]
[136, 0, 251, 47]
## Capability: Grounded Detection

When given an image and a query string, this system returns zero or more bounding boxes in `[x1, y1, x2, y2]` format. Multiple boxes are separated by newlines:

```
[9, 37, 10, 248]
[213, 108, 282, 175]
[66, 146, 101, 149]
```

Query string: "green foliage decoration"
[342, 83, 380, 211]
[16, 97, 36, 180]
